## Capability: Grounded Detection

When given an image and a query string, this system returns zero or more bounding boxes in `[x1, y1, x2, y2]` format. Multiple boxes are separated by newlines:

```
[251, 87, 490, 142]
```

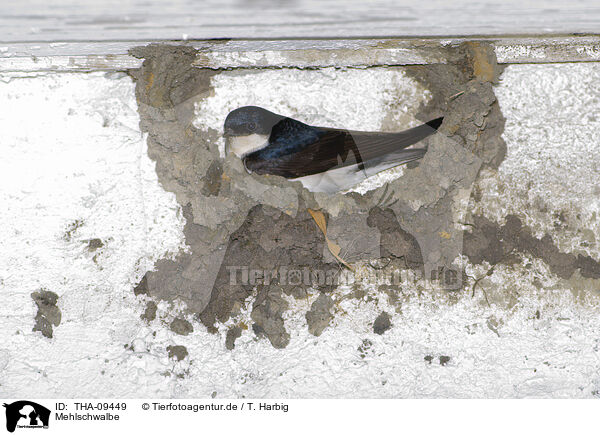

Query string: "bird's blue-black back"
[249, 118, 325, 160]
[243, 115, 442, 179]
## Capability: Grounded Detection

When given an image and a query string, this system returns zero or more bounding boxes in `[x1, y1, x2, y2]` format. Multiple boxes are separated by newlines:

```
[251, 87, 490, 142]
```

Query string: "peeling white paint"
[4, 36, 600, 73]
[575, 45, 600, 59]
[494, 44, 547, 61]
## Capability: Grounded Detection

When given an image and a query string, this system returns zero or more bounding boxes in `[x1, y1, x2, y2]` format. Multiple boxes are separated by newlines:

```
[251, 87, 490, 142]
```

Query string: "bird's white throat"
[226, 134, 269, 157]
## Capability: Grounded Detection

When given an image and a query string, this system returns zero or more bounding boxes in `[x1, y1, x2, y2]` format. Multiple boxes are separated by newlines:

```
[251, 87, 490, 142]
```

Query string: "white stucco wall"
[1, 65, 599, 398]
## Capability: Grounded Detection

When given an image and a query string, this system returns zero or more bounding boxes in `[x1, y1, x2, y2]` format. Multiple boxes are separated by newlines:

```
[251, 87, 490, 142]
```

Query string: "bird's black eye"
[248, 122, 257, 131]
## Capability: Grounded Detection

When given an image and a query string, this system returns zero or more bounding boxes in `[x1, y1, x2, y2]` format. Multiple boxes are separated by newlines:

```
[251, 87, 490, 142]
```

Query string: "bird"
[223, 106, 443, 193]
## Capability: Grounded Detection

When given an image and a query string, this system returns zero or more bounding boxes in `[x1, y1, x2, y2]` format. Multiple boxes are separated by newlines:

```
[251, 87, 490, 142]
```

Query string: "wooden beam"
[1, 36, 600, 72]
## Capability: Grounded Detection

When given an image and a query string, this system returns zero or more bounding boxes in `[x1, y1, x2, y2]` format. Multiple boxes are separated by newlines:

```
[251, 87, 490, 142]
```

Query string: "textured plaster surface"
[462, 63, 600, 308]
[1, 60, 599, 398]
[0, 72, 186, 396]
[480, 63, 600, 254]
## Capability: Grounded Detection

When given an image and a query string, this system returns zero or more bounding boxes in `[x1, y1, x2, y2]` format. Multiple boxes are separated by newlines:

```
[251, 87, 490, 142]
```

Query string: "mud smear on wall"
[405, 42, 507, 171]
[128, 42, 598, 349]
[166, 345, 188, 361]
[199, 203, 339, 345]
[129, 44, 221, 316]
[128, 44, 343, 347]
[31, 290, 61, 339]
[464, 214, 600, 280]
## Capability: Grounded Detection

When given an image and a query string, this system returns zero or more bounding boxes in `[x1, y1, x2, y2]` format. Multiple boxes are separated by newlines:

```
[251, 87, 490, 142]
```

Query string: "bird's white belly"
[293, 156, 414, 193]
[294, 165, 367, 193]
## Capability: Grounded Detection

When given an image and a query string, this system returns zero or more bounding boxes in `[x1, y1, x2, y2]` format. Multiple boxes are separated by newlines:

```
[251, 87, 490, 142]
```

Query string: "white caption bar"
[1, 399, 597, 434]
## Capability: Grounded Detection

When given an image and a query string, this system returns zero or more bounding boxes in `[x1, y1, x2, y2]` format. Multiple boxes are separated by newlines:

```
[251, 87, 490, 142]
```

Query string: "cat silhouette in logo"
[3, 401, 50, 433]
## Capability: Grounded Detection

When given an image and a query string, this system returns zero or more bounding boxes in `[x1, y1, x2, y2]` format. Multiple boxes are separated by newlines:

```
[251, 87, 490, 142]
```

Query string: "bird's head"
[223, 106, 283, 156]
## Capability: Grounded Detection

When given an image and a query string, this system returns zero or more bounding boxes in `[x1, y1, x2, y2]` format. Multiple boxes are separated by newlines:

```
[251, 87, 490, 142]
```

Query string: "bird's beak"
[223, 127, 235, 137]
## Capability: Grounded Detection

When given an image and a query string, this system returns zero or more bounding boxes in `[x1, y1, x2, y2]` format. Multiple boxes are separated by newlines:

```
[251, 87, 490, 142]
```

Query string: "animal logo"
[3, 401, 50, 433]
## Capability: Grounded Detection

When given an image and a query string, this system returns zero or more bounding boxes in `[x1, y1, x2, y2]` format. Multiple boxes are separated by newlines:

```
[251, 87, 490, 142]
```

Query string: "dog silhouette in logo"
[3, 401, 50, 433]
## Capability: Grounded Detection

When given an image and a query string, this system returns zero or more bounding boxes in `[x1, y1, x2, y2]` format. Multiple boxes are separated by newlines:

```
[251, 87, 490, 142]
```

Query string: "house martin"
[224, 106, 443, 193]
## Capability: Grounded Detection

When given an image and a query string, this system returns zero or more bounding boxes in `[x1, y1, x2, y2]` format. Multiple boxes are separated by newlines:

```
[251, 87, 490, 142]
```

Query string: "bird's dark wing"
[244, 117, 442, 179]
